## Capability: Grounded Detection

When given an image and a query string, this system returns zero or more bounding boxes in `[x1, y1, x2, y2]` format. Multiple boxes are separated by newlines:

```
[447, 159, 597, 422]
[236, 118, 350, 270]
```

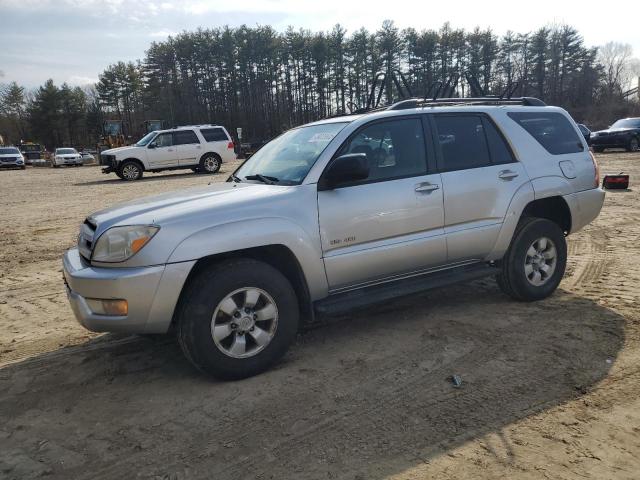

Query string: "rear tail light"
[227, 141, 234, 149]
[589, 151, 600, 187]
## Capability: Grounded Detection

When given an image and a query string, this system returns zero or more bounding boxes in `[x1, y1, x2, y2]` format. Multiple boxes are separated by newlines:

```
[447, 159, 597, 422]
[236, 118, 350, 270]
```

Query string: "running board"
[313, 263, 499, 317]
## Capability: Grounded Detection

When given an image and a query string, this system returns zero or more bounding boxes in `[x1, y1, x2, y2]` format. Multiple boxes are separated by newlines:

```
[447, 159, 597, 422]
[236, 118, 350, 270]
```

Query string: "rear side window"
[508, 112, 583, 155]
[173, 130, 199, 145]
[482, 118, 516, 164]
[433, 115, 491, 171]
[200, 128, 229, 142]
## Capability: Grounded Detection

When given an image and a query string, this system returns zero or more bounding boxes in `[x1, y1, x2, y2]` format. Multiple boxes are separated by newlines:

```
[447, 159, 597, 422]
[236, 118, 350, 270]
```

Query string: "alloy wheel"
[211, 287, 278, 358]
[524, 236, 557, 286]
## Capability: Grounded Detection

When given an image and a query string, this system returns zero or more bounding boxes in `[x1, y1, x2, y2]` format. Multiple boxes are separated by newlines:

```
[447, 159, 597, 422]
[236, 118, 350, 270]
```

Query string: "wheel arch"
[199, 151, 222, 163]
[173, 244, 314, 329]
[121, 157, 145, 171]
[522, 196, 572, 233]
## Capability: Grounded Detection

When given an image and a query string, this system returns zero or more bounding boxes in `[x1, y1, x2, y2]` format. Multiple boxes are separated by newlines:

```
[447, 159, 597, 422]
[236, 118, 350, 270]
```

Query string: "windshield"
[0, 148, 20, 155]
[56, 148, 77, 154]
[235, 122, 348, 185]
[20, 144, 41, 152]
[136, 131, 157, 146]
[611, 118, 640, 129]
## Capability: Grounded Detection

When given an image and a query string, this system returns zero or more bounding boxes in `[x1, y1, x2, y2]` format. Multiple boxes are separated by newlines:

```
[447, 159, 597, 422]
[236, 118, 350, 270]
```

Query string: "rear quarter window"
[200, 128, 229, 142]
[508, 112, 583, 155]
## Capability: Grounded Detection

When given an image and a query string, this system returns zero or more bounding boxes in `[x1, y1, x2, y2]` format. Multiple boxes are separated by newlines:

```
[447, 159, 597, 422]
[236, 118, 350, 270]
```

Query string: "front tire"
[627, 137, 639, 152]
[593, 146, 604, 153]
[200, 154, 221, 174]
[497, 218, 567, 302]
[177, 258, 299, 380]
[118, 160, 143, 181]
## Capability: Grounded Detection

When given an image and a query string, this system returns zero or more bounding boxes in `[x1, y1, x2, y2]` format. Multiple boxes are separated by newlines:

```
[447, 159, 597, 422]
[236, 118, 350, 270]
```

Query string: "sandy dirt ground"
[0, 154, 639, 480]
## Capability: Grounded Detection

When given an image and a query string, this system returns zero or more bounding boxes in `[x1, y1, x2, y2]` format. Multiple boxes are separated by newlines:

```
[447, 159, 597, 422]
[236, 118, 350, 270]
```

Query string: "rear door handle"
[498, 170, 519, 180]
[415, 183, 440, 193]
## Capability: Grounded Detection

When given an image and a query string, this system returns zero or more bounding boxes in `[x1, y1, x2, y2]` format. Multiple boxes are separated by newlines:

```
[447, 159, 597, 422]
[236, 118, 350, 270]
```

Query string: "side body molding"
[166, 217, 329, 300]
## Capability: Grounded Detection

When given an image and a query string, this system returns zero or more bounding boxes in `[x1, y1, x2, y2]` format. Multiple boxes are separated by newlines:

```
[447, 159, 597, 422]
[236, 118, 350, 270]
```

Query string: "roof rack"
[387, 96, 547, 110]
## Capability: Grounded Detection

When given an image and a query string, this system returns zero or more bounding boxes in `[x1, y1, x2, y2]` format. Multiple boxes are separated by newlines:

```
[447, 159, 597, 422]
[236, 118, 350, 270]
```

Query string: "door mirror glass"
[320, 153, 369, 190]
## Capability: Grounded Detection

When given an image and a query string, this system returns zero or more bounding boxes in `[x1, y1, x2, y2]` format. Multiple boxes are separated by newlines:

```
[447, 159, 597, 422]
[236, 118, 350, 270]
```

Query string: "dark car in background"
[590, 118, 640, 152]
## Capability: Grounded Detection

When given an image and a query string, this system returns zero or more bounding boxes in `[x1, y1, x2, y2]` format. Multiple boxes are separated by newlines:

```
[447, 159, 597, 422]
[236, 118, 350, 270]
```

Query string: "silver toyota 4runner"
[63, 97, 605, 379]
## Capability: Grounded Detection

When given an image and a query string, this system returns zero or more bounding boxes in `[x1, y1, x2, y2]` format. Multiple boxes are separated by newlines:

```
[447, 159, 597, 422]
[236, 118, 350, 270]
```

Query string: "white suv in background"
[100, 125, 237, 180]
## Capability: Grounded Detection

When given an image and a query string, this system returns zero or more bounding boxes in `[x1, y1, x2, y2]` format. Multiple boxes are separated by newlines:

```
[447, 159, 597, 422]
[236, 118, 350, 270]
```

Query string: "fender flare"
[166, 217, 329, 300]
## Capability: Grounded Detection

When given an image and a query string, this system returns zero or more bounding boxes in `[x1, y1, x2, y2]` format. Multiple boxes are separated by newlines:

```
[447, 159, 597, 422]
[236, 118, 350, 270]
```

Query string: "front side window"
[434, 115, 491, 171]
[173, 130, 199, 145]
[338, 117, 427, 182]
[235, 122, 347, 185]
[201, 128, 229, 142]
[153, 133, 173, 148]
[508, 112, 583, 155]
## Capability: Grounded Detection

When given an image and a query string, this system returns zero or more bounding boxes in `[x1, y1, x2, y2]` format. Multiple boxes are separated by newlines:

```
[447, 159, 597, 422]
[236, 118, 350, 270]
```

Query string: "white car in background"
[0, 146, 26, 169]
[53, 148, 83, 167]
[100, 125, 237, 180]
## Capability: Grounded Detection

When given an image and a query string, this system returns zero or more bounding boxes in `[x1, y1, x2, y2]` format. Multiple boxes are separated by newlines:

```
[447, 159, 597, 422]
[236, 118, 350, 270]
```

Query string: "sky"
[1, 0, 638, 88]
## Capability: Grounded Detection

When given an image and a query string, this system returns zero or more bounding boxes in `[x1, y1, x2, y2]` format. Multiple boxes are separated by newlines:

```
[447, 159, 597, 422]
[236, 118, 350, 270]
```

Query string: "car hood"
[89, 182, 295, 235]
[594, 127, 637, 135]
[0, 153, 21, 158]
[101, 145, 142, 156]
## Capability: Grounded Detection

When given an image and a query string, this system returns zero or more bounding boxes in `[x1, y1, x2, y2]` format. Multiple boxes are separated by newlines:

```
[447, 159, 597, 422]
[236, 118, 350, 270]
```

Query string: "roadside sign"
[236, 127, 242, 140]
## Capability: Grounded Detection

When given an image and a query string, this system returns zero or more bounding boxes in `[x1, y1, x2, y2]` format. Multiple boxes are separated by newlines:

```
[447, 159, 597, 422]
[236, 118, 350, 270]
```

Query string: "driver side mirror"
[148, 143, 157, 149]
[319, 153, 369, 191]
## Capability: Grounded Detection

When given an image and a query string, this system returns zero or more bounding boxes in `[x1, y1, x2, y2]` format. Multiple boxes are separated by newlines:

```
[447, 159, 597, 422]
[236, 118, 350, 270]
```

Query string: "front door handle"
[498, 170, 519, 180]
[415, 183, 440, 193]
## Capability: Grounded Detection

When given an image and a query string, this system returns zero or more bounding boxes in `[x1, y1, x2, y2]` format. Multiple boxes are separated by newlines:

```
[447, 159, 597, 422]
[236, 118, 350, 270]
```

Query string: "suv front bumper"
[63, 247, 195, 334]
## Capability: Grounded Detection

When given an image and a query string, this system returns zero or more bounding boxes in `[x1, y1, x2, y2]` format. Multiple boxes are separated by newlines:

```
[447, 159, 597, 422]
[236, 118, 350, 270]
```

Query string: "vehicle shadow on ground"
[0, 280, 624, 480]
[74, 171, 228, 186]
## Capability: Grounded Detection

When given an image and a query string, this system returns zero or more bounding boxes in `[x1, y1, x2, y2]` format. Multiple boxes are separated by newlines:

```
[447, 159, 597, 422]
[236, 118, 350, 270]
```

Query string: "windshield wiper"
[244, 174, 279, 185]
[229, 173, 242, 183]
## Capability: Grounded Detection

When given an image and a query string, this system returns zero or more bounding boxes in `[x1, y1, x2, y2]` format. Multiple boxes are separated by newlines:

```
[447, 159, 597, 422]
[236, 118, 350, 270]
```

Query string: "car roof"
[156, 124, 224, 134]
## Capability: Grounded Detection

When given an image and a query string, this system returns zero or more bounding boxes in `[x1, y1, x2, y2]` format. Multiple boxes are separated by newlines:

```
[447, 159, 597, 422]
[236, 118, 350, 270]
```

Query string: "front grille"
[1, 158, 17, 163]
[78, 218, 97, 260]
[101, 154, 116, 167]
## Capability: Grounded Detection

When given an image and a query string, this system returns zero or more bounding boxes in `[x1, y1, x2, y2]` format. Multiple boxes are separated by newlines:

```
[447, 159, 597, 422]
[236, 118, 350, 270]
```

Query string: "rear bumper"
[63, 247, 195, 334]
[563, 188, 605, 234]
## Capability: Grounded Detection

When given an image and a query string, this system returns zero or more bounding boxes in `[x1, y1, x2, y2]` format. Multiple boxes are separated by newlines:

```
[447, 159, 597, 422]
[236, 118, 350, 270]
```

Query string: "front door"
[318, 117, 446, 291]
[148, 132, 178, 168]
[430, 113, 529, 262]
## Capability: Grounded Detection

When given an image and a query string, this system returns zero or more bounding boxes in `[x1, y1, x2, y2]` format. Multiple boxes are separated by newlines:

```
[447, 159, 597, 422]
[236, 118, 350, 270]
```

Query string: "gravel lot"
[1, 154, 639, 479]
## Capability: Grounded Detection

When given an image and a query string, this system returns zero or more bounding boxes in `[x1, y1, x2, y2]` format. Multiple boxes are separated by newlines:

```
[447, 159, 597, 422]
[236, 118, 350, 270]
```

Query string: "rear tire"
[177, 258, 299, 380]
[118, 160, 143, 181]
[497, 217, 567, 302]
[199, 153, 221, 174]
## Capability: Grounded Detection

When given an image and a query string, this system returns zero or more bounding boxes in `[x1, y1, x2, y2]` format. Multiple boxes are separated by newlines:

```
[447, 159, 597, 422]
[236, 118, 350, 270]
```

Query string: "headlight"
[92, 225, 159, 263]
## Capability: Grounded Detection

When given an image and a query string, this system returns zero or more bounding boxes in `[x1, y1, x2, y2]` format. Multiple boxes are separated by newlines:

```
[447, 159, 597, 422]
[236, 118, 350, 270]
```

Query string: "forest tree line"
[1, 21, 639, 149]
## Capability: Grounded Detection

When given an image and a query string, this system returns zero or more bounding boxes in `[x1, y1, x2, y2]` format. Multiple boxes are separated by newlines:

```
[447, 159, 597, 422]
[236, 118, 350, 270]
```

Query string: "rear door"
[173, 129, 202, 166]
[430, 113, 529, 262]
[148, 132, 178, 168]
[318, 116, 446, 291]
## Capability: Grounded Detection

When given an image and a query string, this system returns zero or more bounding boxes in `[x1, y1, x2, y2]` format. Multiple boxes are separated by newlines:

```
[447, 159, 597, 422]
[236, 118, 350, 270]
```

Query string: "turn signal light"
[86, 298, 128, 316]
